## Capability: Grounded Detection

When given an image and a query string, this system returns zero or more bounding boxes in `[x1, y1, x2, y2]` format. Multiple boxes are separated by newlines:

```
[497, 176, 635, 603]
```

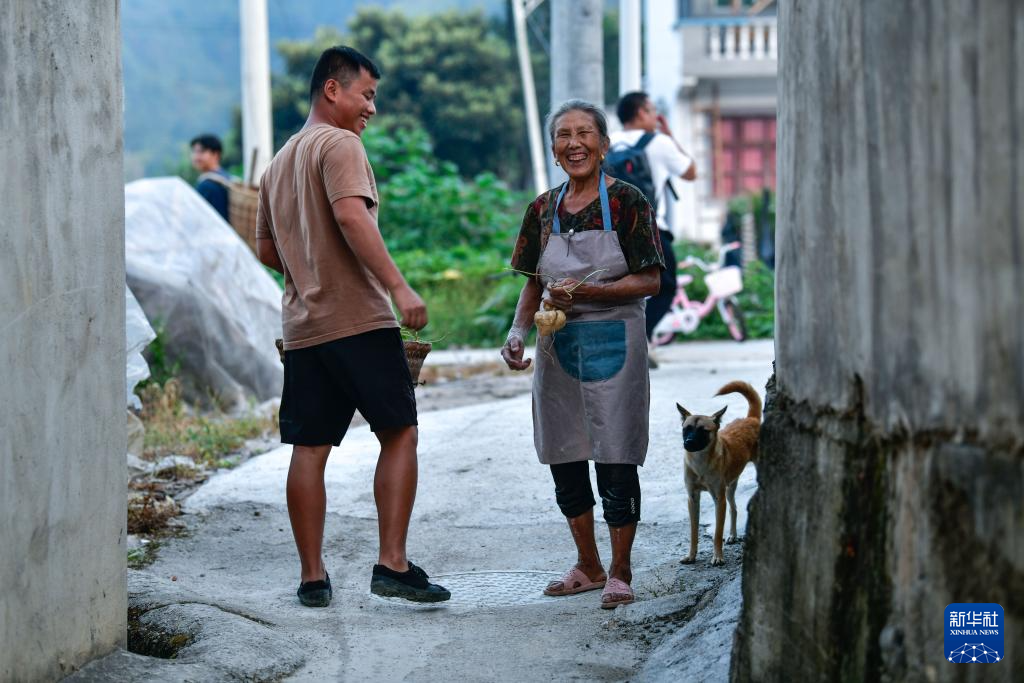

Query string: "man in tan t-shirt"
[256, 46, 449, 607]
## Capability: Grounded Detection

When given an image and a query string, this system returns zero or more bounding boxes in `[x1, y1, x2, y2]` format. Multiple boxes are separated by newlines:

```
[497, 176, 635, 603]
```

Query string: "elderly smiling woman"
[501, 100, 663, 609]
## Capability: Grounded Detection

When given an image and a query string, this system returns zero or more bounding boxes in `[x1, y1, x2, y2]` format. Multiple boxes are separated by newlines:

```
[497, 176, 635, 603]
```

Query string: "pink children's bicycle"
[651, 241, 747, 344]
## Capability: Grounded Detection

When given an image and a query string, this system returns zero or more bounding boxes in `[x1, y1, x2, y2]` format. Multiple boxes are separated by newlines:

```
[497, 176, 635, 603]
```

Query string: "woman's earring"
[555, 160, 561, 167]
[601, 154, 606, 161]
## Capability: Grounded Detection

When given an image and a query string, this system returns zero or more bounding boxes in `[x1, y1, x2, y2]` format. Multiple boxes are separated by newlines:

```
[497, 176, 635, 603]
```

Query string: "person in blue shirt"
[190, 134, 231, 221]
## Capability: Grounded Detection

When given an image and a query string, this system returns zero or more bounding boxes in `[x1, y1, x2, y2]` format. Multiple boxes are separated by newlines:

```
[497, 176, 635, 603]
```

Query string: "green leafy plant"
[138, 321, 181, 389]
[263, 265, 284, 289]
[358, 122, 530, 348]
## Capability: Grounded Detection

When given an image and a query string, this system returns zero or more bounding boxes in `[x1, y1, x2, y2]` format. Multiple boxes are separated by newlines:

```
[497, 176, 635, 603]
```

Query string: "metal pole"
[239, 0, 272, 185]
[618, 0, 642, 94]
[512, 0, 549, 196]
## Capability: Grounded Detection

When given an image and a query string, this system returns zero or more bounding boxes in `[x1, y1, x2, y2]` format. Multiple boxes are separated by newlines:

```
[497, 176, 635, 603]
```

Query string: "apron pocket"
[553, 320, 627, 382]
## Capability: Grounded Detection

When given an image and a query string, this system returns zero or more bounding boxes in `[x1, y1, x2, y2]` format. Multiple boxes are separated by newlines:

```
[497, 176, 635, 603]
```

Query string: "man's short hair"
[616, 91, 650, 125]
[309, 46, 381, 102]
[190, 134, 223, 154]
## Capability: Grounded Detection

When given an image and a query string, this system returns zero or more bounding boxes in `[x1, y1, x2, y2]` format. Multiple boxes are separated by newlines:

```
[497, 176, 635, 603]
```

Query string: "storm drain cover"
[371, 571, 560, 608]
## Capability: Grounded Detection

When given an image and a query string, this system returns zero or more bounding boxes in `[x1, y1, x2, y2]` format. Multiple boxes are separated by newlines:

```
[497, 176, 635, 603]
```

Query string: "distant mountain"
[121, 0, 505, 178]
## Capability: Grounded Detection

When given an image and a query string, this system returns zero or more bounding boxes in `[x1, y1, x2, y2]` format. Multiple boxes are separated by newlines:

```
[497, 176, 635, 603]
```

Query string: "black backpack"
[603, 132, 657, 207]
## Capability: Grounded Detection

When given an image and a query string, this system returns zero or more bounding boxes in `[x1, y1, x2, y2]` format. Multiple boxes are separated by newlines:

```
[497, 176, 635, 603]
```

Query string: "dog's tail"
[715, 381, 762, 421]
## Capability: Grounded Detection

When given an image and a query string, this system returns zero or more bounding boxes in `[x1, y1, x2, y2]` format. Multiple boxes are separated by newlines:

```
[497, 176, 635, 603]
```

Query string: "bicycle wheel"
[722, 298, 747, 342]
[653, 328, 675, 346]
[651, 308, 679, 346]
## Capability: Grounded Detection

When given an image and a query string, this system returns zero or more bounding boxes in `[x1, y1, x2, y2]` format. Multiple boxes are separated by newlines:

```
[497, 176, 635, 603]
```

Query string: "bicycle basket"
[704, 266, 743, 298]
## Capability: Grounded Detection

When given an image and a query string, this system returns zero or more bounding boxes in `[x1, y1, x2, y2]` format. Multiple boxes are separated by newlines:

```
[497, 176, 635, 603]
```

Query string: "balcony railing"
[706, 21, 777, 61]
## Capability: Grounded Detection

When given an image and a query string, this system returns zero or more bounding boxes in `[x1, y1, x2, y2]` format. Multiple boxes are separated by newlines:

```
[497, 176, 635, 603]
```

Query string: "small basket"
[403, 340, 432, 385]
[227, 183, 260, 253]
[705, 266, 744, 299]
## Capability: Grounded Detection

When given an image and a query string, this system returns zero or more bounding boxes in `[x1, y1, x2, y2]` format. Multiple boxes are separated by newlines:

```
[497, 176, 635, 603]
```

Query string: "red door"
[715, 116, 776, 197]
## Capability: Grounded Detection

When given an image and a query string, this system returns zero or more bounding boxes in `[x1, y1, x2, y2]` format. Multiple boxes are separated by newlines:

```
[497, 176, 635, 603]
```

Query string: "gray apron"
[532, 174, 650, 466]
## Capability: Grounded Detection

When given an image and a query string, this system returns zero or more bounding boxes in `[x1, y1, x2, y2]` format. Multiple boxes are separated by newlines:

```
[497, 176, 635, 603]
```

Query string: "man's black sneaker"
[370, 562, 451, 603]
[297, 571, 332, 607]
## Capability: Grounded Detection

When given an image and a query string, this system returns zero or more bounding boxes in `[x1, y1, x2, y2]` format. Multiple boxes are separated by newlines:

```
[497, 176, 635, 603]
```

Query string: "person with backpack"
[607, 92, 697, 366]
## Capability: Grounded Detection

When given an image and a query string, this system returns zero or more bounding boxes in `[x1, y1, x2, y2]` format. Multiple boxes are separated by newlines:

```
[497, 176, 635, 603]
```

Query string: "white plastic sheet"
[126, 284, 156, 410]
[125, 177, 283, 410]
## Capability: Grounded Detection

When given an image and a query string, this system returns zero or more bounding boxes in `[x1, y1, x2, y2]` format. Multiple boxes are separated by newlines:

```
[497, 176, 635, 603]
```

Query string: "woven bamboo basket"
[227, 183, 260, 254]
[403, 340, 432, 385]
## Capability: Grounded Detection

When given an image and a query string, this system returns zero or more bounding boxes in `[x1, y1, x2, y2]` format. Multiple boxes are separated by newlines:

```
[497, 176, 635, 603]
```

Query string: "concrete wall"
[733, 1, 1022, 680]
[0, 3, 126, 680]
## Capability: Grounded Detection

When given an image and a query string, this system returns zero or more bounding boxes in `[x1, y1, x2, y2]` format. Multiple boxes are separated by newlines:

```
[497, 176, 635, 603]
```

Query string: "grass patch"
[136, 379, 277, 467]
[127, 482, 180, 535]
[127, 540, 162, 569]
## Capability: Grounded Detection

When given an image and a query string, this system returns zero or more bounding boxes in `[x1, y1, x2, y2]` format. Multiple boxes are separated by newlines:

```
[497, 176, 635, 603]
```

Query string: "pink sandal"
[543, 566, 606, 596]
[600, 577, 635, 609]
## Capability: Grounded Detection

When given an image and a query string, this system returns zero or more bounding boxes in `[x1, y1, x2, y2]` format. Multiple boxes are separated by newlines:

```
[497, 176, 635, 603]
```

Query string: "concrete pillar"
[240, 0, 272, 184]
[732, 1, 1024, 680]
[618, 0, 642, 94]
[0, 2, 127, 680]
[549, 0, 605, 184]
[644, 0, 692, 238]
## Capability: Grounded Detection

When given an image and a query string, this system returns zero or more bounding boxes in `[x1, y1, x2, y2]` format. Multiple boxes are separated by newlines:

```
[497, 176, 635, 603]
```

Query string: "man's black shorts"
[279, 327, 417, 446]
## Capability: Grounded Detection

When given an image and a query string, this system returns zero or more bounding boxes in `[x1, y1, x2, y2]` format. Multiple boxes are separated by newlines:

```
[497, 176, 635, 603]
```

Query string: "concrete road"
[74, 340, 774, 682]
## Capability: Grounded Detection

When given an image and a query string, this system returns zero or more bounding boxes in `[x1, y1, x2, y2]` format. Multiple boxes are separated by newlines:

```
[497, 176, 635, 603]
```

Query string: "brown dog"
[676, 381, 761, 566]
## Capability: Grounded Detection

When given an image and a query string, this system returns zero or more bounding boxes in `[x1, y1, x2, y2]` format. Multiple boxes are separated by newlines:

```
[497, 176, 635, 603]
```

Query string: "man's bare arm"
[331, 195, 427, 330]
[257, 236, 284, 274]
[657, 114, 697, 180]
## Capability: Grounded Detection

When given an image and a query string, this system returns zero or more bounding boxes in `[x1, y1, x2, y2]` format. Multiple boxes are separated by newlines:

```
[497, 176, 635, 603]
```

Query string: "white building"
[640, 0, 778, 244]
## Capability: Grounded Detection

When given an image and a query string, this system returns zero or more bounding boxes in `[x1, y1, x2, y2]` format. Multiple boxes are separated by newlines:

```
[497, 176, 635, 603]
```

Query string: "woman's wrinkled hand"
[547, 279, 578, 310]
[501, 332, 532, 371]
[549, 278, 599, 309]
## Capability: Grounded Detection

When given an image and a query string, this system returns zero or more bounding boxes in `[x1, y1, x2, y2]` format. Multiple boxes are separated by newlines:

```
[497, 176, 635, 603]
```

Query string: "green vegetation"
[139, 323, 181, 388]
[364, 124, 529, 347]
[136, 379, 277, 466]
[270, 9, 528, 184]
[221, 6, 620, 189]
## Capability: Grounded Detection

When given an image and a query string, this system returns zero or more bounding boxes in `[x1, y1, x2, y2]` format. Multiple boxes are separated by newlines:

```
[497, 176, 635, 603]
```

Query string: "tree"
[226, 6, 620, 187]
[270, 9, 527, 183]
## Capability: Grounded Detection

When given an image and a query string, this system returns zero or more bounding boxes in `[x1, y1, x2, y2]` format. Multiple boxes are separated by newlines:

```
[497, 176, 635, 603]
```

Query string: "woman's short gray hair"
[546, 99, 610, 144]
